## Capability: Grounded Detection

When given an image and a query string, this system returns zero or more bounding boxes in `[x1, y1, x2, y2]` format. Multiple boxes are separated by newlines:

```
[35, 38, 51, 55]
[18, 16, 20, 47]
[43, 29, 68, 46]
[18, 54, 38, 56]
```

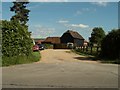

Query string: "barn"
[60, 30, 85, 47]
[42, 37, 60, 44]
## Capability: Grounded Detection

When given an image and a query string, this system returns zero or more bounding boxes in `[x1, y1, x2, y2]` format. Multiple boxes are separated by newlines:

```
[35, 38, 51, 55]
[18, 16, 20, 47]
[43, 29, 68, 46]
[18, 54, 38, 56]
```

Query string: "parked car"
[37, 44, 45, 50]
[32, 45, 39, 51]
[67, 42, 74, 49]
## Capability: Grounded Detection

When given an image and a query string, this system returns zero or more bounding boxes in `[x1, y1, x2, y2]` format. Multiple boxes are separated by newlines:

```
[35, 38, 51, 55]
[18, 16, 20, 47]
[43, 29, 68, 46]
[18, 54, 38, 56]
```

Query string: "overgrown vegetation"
[2, 52, 40, 66]
[73, 47, 99, 57]
[2, 1, 40, 66]
[89, 27, 105, 53]
[2, 20, 32, 57]
[74, 27, 120, 64]
[0, 21, 2, 67]
[100, 29, 120, 60]
[44, 44, 53, 49]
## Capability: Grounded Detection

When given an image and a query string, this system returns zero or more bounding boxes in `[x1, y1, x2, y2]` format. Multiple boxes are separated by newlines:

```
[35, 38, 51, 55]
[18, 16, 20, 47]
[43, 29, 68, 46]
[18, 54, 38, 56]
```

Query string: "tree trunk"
[83, 46, 85, 52]
[86, 46, 88, 52]
[96, 46, 99, 53]
[90, 46, 92, 54]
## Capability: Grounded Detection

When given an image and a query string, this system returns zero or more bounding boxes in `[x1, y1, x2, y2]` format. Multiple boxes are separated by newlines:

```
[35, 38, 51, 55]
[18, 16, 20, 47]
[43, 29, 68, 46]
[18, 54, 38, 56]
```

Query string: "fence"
[53, 44, 68, 49]
[76, 46, 101, 56]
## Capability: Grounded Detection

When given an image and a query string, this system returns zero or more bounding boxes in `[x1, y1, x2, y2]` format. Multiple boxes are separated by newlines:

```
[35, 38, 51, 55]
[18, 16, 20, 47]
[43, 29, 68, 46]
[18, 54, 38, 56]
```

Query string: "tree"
[89, 27, 105, 46]
[100, 29, 120, 59]
[2, 20, 32, 57]
[0, 20, 2, 57]
[2, 1, 32, 57]
[89, 27, 105, 53]
[10, 1, 30, 26]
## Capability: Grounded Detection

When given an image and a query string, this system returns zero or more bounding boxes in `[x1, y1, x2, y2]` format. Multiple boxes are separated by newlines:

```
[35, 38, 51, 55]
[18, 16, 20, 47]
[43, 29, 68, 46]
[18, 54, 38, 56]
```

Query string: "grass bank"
[72, 49, 119, 64]
[71, 49, 95, 57]
[2, 51, 41, 67]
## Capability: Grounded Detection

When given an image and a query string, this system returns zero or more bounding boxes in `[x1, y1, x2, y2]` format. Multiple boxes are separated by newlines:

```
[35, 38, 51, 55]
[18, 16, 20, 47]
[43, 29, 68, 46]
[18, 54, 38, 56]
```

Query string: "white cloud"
[62, 23, 89, 29]
[75, 10, 82, 16]
[57, 18, 89, 29]
[71, 24, 89, 28]
[75, 8, 96, 16]
[91, 2, 108, 7]
[58, 20, 69, 24]
[29, 25, 55, 38]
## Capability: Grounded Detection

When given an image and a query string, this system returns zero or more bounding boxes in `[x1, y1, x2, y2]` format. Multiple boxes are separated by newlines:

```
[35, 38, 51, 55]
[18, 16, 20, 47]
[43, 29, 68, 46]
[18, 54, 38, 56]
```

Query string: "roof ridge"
[65, 30, 84, 40]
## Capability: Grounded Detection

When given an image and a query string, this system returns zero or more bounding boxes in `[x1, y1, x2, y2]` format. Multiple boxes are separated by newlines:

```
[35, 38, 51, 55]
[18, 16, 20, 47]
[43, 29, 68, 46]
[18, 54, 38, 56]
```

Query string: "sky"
[2, 2, 118, 40]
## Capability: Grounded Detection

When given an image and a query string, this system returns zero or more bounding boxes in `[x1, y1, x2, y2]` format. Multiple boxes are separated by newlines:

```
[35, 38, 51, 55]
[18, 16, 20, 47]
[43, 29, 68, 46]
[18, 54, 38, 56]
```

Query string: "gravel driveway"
[2, 49, 118, 88]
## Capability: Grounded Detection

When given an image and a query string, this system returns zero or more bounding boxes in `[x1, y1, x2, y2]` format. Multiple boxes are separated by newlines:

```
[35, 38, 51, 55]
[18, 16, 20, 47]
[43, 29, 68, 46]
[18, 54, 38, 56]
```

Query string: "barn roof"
[65, 30, 84, 40]
[43, 37, 60, 44]
[33, 38, 46, 44]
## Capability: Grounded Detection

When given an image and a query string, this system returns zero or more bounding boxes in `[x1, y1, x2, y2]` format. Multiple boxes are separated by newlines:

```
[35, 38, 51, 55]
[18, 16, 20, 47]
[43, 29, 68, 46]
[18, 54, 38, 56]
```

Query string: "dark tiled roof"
[65, 30, 84, 40]
[33, 38, 46, 44]
[43, 37, 60, 44]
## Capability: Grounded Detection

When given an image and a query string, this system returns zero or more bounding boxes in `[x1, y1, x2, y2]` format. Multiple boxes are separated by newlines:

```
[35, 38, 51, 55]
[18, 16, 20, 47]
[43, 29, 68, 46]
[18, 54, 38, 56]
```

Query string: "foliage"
[74, 47, 100, 56]
[100, 29, 120, 59]
[73, 48, 119, 64]
[89, 27, 105, 46]
[2, 20, 33, 57]
[2, 52, 40, 66]
[44, 44, 53, 49]
[1, 2, 41, 66]
[10, 1, 30, 26]
[0, 20, 2, 67]
[2, 2, 32, 56]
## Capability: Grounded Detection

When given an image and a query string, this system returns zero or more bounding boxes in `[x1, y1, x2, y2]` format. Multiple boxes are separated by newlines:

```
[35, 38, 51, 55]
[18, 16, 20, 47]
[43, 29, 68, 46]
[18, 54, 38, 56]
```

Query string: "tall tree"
[100, 29, 120, 59]
[10, 1, 32, 56]
[10, 1, 30, 26]
[89, 27, 105, 46]
[2, 1, 32, 57]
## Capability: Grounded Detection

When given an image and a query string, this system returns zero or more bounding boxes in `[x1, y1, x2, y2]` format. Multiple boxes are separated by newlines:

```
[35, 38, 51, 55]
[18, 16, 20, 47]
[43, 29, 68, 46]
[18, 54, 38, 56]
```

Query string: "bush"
[2, 52, 40, 66]
[44, 44, 53, 49]
[100, 29, 120, 59]
[2, 20, 33, 57]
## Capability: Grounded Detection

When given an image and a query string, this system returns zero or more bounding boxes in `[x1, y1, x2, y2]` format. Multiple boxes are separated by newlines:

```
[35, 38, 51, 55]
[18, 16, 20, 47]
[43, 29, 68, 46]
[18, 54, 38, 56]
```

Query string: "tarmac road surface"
[2, 49, 118, 88]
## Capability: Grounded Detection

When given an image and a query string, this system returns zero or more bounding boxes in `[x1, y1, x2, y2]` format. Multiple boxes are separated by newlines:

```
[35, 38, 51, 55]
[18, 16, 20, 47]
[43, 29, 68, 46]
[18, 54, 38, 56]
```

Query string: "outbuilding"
[60, 30, 84, 47]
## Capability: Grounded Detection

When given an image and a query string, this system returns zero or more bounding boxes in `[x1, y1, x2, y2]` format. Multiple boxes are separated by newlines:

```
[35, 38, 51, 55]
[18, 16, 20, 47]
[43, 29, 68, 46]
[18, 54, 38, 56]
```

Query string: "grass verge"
[71, 49, 95, 57]
[99, 59, 120, 64]
[72, 49, 119, 64]
[2, 51, 41, 67]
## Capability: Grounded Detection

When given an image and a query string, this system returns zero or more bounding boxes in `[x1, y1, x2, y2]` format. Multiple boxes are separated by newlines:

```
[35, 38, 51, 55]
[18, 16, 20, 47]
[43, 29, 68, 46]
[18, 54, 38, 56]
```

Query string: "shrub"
[100, 29, 120, 59]
[2, 52, 40, 66]
[2, 20, 33, 57]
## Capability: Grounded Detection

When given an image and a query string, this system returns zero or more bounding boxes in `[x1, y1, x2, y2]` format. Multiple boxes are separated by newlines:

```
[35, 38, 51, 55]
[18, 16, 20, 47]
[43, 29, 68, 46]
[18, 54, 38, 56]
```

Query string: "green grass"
[99, 59, 120, 64]
[0, 56, 2, 67]
[72, 49, 95, 57]
[72, 49, 119, 64]
[2, 51, 41, 67]
[65, 51, 72, 53]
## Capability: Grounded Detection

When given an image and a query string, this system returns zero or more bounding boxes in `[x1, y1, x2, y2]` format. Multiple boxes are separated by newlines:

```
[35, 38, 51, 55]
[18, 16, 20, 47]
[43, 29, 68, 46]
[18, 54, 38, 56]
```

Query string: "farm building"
[60, 30, 85, 47]
[34, 38, 45, 44]
[42, 37, 60, 44]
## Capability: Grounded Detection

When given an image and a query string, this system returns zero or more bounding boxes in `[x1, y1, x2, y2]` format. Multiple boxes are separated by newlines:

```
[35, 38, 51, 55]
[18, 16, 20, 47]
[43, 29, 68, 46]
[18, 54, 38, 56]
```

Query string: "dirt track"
[39, 49, 98, 63]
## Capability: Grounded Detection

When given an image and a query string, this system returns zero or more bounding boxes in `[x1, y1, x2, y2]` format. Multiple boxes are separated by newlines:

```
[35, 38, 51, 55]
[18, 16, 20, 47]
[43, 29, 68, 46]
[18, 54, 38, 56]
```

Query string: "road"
[2, 49, 118, 88]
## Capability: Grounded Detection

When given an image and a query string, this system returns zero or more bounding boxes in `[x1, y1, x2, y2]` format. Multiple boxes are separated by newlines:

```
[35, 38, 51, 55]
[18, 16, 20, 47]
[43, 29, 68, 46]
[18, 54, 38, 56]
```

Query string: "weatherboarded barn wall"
[60, 30, 84, 47]
[53, 44, 68, 49]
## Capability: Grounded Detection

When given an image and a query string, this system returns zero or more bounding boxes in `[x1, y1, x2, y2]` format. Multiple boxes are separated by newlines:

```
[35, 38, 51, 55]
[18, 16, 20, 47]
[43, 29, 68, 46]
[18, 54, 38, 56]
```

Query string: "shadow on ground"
[73, 56, 98, 61]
